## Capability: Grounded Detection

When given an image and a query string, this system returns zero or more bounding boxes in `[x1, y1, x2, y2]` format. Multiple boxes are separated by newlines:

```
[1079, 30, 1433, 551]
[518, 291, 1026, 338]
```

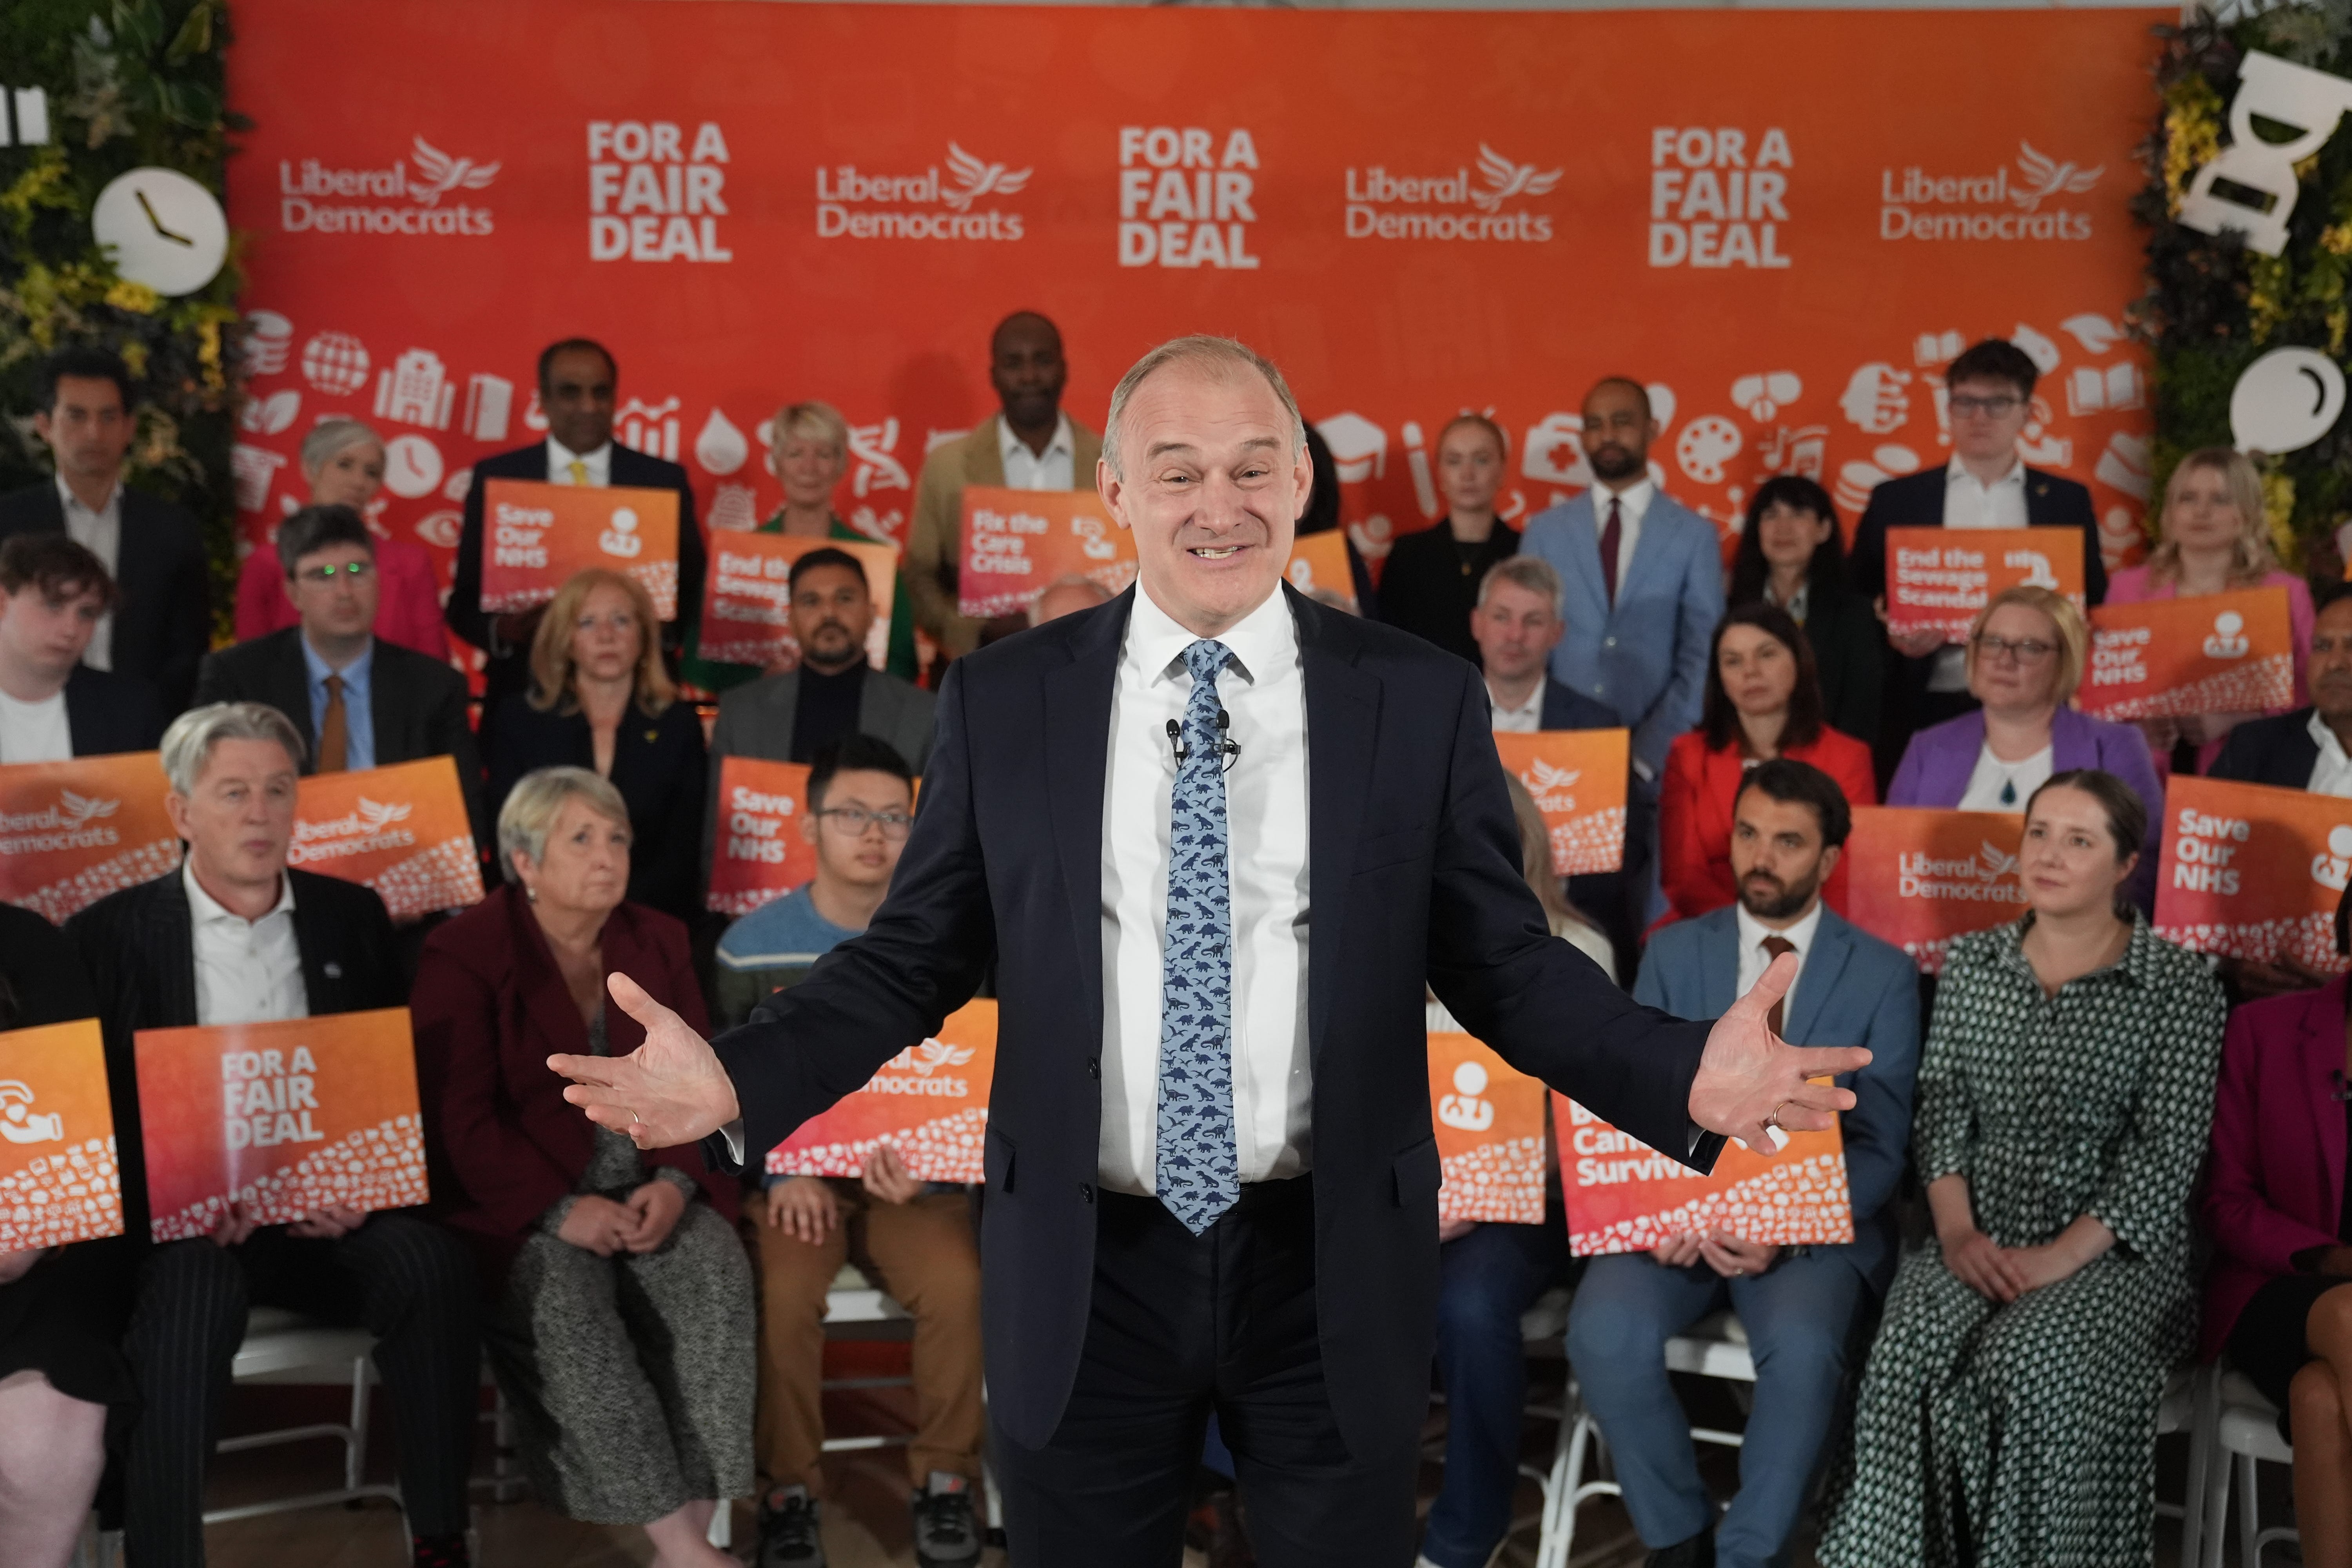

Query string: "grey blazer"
[703, 666, 938, 882]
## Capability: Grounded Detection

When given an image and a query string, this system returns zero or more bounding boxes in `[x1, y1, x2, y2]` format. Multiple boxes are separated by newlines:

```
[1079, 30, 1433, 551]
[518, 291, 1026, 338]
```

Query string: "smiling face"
[1100, 359, 1309, 638]
[167, 737, 299, 901]
[2020, 783, 2134, 921]
[1716, 622, 1798, 719]
[516, 796, 631, 918]
[307, 440, 386, 511]
[1755, 500, 1833, 575]
[1437, 421, 1504, 518]
[1968, 601, 2064, 712]
[789, 563, 873, 674]
[2161, 460, 2246, 559]
[568, 580, 642, 686]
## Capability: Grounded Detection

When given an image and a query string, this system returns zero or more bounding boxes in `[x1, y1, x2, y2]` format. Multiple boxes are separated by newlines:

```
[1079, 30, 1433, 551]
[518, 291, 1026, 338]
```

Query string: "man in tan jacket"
[904, 312, 1102, 670]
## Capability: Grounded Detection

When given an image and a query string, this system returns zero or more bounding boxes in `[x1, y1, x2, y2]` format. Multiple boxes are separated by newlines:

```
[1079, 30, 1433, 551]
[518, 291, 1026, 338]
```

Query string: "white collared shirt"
[184, 862, 308, 1027]
[2310, 712, 2352, 797]
[997, 413, 1076, 492]
[546, 437, 612, 488]
[1734, 899, 1824, 1029]
[1930, 459, 2029, 691]
[1488, 679, 1544, 734]
[1592, 476, 1655, 598]
[54, 475, 120, 670]
[1099, 585, 1312, 1194]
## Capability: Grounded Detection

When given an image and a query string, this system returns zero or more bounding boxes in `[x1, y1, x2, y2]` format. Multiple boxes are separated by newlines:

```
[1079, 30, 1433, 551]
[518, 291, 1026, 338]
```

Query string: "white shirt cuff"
[1632, 758, 1656, 784]
[719, 1119, 745, 1164]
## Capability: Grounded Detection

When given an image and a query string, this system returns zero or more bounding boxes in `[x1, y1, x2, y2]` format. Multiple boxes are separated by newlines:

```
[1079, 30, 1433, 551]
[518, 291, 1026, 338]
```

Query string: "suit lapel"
[1042, 594, 1127, 1050]
[1613, 495, 1669, 608]
[1562, 499, 1609, 627]
[268, 633, 319, 761]
[968, 416, 1008, 488]
[288, 874, 339, 1011]
[1788, 915, 1855, 1045]
[1297, 588, 1379, 1067]
[145, 873, 200, 1029]
[366, 641, 402, 759]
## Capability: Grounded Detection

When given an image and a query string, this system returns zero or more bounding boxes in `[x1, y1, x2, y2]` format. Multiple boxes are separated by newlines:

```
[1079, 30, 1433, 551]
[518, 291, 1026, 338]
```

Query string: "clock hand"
[134, 189, 196, 247]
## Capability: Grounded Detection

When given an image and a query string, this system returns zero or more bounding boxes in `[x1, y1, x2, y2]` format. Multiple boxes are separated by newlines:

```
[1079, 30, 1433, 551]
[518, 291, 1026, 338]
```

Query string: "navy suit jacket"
[1633, 903, 1920, 1293]
[1536, 678, 1653, 978]
[2210, 708, 2323, 790]
[0, 483, 210, 713]
[62, 664, 164, 755]
[715, 584, 1717, 1453]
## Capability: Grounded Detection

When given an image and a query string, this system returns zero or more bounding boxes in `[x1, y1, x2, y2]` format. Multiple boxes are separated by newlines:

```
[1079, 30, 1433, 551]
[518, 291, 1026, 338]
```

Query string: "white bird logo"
[1976, 841, 2020, 881]
[1470, 145, 1562, 214]
[2010, 142, 2102, 212]
[57, 789, 118, 829]
[1523, 759, 1582, 794]
[893, 1040, 976, 1076]
[356, 797, 414, 832]
[409, 137, 501, 208]
[941, 143, 1031, 212]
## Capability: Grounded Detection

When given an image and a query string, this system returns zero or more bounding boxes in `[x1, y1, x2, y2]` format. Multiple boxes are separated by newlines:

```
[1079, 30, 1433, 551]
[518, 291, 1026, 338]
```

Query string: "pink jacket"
[2199, 974, 2348, 1360]
[236, 537, 449, 659]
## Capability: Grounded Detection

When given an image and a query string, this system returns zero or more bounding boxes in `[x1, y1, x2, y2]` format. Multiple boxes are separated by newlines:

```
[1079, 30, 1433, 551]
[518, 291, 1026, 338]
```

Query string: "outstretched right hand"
[548, 973, 741, 1150]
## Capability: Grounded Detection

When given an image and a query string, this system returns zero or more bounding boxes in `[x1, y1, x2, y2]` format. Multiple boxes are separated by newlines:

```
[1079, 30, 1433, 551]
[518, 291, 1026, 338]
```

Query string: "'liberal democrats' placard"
[291, 758, 483, 922]
[1844, 806, 2028, 974]
[767, 1000, 996, 1182]
[1493, 729, 1630, 876]
[0, 752, 178, 924]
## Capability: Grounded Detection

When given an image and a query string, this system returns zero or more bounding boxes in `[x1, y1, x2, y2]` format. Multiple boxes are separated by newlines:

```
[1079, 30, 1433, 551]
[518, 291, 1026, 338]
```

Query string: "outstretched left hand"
[1688, 952, 1868, 1152]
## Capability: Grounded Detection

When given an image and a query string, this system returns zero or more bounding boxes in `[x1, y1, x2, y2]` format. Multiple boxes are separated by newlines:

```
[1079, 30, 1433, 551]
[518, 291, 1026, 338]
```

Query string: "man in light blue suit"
[1565, 759, 1919, 1568]
[1519, 378, 1725, 789]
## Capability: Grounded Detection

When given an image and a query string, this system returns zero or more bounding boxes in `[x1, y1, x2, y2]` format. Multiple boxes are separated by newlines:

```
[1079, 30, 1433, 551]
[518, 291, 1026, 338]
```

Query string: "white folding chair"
[203, 1305, 403, 1526]
[2200, 1363, 2298, 1568]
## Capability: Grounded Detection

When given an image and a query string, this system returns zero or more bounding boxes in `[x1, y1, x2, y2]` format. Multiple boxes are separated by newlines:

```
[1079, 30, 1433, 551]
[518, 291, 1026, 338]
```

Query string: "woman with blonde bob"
[482, 568, 704, 920]
[2107, 446, 2314, 770]
[1887, 584, 2162, 909]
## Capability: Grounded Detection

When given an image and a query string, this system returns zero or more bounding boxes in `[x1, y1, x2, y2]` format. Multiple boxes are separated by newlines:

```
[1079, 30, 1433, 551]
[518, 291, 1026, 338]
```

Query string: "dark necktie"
[318, 673, 348, 773]
[1761, 935, 1796, 1038]
[1599, 496, 1624, 609]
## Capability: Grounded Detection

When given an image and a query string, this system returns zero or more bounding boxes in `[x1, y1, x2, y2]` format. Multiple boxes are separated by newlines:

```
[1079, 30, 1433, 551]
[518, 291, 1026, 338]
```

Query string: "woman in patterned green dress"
[1818, 769, 2226, 1567]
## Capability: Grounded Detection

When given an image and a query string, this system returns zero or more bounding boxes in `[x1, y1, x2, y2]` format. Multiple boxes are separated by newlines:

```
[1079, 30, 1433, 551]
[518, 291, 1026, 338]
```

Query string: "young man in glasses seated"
[716, 734, 987, 1568]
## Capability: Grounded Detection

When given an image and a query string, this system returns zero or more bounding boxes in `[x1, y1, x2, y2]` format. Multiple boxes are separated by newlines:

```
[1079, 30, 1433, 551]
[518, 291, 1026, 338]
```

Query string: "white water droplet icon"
[694, 407, 749, 476]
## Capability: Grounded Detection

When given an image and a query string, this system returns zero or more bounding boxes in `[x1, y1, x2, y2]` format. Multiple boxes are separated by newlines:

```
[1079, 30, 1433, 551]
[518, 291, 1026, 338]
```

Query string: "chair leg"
[2178, 1368, 2211, 1568]
[2238, 1450, 2261, 1568]
[346, 1354, 371, 1494]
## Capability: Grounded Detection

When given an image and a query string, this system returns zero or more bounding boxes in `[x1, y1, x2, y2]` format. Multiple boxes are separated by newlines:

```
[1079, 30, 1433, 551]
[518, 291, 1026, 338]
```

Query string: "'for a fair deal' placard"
[134, 1009, 429, 1241]
[2155, 775, 2352, 973]
[699, 532, 898, 670]
[1844, 806, 2028, 974]
[0, 752, 178, 925]
[958, 487, 1138, 619]
[1493, 730, 1630, 875]
[707, 756, 820, 916]
[479, 478, 680, 619]
[0, 1019, 123, 1250]
[292, 758, 483, 922]
[2080, 588, 2294, 721]
[767, 1000, 995, 1183]
[1884, 526, 2085, 639]
[1430, 1033, 1546, 1224]
[1558, 1092, 1853, 1256]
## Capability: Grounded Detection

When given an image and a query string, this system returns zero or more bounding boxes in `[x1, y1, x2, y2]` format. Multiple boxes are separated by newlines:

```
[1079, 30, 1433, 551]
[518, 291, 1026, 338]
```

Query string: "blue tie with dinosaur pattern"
[1156, 638, 1241, 1234]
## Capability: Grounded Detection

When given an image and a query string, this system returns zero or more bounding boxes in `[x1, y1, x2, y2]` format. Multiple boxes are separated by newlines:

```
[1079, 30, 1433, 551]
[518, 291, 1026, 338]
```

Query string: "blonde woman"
[233, 418, 448, 655]
[2107, 446, 2314, 769]
[483, 568, 704, 920]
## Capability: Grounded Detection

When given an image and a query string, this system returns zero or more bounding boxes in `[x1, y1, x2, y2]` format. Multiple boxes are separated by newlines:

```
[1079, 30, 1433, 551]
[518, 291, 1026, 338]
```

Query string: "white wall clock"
[91, 167, 229, 296]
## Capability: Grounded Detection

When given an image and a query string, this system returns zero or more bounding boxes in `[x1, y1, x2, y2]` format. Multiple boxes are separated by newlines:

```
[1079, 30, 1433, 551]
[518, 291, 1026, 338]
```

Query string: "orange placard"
[2154, 775, 2352, 973]
[708, 756, 820, 916]
[0, 1019, 123, 1250]
[480, 478, 680, 619]
[0, 752, 179, 925]
[291, 758, 483, 922]
[1558, 1090, 1852, 1255]
[957, 487, 1138, 619]
[1284, 532, 1357, 613]
[700, 532, 899, 670]
[2080, 587, 2295, 720]
[767, 1000, 995, 1182]
[1429, 1032, 1546, 1224]
[1884, 527, 2087, 639]
[1493, 730, 1629, 875]
[1845, 806, 2027, 974]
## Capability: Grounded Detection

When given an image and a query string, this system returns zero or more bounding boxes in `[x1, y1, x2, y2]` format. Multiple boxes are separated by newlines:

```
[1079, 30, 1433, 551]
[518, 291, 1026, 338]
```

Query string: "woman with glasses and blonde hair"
[482, 568, 705, 920]
[2106, 446, 2314, 772]
[1887, 585, 2161, 908]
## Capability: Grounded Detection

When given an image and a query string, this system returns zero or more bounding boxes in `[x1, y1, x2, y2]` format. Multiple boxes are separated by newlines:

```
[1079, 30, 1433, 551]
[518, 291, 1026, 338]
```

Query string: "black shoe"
[911, 1470, 982, 1567]
[758, 1484, 826, 1568]
[412, 1534, 470, 1568]
[1645, 1526, 1715, 1568]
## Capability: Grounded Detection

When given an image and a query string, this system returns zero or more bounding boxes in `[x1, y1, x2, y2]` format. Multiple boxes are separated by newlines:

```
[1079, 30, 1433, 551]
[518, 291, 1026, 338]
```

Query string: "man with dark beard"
[1562, 759, 1920, 1568]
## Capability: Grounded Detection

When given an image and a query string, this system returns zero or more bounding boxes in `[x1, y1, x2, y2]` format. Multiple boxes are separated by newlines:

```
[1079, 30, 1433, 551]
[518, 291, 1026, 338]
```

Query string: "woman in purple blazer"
[2201, 884, 2352, 1562]
[1887, 584, 2161, 910]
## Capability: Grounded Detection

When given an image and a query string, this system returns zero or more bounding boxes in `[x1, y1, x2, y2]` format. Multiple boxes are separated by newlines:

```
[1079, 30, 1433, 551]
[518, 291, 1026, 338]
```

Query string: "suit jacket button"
[1086, 1057, 1100, 1079]
[1079, 1182, 1094, 1203]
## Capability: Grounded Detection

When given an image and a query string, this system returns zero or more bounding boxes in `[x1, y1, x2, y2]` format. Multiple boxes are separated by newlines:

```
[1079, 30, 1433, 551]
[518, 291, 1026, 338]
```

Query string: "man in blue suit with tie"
[1566, 759, 1919, 1568]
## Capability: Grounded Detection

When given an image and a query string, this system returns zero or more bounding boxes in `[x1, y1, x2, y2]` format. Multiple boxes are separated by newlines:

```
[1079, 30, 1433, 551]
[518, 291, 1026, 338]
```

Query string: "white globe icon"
[2214, 611, 2244, 636]
[2329, 825, 2352, 860]
[299, 331, 370, 396]
[610, 507, 639, 534]
[1452, 1061, 1489, 1097]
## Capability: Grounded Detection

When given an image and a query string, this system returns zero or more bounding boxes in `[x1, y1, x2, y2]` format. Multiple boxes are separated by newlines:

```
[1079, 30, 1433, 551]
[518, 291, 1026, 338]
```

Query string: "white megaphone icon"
[0, 1081, 63, 1145]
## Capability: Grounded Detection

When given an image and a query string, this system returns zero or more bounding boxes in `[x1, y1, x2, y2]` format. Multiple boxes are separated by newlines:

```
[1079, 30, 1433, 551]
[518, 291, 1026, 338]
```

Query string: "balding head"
[1100, 335, 1305, 481]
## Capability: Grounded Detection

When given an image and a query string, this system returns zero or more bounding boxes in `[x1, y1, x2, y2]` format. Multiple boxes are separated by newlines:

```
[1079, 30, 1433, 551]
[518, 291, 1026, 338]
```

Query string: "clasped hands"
[555, 1180, 688, 1258]
[765, 1146, 923, 1244]
[1653, 1229, 1779, 1277]
[1938, 1223, 2090, 1303]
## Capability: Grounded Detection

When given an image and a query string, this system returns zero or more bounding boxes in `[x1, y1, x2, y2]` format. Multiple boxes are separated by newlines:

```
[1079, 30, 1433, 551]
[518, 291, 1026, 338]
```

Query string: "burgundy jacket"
[2200, 975, 2348, 1360]
[412, 883, 737, 1287]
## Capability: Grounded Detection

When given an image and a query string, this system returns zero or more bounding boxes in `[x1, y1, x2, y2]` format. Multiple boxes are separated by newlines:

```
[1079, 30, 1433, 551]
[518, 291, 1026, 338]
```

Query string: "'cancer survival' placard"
[768, 999, 996, 1182]
[0, 752, 179, 924]
[134, 1008, 428, 1241]
[1884, 526, 2085, 639]
[2155, 775, 2352, 973]
[958, 487, 1138, 619]
[292, 758, 483, 922]
[1493, 729, 1630, 875]
[480, 478, 680, 619]
[0, 1019, 123, 1250]
[1558, 1091, 1853, 1256]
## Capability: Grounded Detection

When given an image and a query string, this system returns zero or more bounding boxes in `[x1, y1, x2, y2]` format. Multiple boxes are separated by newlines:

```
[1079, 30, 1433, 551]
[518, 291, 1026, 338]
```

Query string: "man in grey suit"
[1564, 759, 1920, 1568]
[706, 547, 936, 879]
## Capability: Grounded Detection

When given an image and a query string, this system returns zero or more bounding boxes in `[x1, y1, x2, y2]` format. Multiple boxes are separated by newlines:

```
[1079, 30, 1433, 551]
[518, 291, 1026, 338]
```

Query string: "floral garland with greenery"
[2137, 1, 2352, 574]
[0, 0, 243, 628]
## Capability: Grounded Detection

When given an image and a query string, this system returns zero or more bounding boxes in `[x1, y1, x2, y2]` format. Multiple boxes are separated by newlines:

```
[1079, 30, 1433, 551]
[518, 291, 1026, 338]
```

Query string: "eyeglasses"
[573, 612, 637, 634]
[1974, 633, 2056, 663]
[815, 806, 913, 839]
[1947, 394, 2023, 419]
[294, 561, 374, 584]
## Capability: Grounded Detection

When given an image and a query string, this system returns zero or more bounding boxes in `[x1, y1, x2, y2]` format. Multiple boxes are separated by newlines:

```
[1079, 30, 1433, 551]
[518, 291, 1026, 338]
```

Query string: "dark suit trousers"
[992, 1177, 1418, 1568]
[120, 1212, 480, 1564]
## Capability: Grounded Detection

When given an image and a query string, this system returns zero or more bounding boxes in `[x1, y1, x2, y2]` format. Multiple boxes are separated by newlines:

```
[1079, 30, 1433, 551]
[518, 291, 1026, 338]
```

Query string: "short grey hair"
[497, 766, 630, 881]
[1478, 554, 1564, 617]
[1100, 335, 1306, 480]
[298, 417, 385, 481]
[160, 702, 306, 797]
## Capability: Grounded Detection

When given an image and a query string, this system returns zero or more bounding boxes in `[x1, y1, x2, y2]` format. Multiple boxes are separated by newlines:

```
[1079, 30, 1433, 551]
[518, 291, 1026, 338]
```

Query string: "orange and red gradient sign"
[1558, 1090, 1853, 1256]
[1883, 526, 2087, 640]
[479, 479, 681, 619]
[2080, 587, 2295, 721]
[767, 999, 997, 1182]
[1494, 730, 1630, 876]
[958, 487, 1138, 619]
[1844, 806, 2029, 974]
[0, 752, 178, 925]
[1283, 532, 1357, 613]
[708, 756, 820, 917]
[700, 532, 899, 670]
[1429, 1032, 1546, 1224]
[292, 758, 483, 922]
[2155, 775, 2352, 973]
[0, 1019, 124, 1250]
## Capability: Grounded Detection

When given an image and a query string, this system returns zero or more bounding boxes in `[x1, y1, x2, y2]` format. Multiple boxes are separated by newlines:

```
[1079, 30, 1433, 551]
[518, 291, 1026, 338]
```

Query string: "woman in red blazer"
[2201, 887, 2352, 1560]
[412, 766, 750, 1559]
[1659, 601, 1877, 922]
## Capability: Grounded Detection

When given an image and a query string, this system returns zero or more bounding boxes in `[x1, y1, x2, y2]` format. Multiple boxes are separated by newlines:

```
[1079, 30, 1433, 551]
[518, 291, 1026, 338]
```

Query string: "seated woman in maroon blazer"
[2202, 881, 2352, 1562]
[1659, 602, 1877, 922]
[412, 766, 749, 1567]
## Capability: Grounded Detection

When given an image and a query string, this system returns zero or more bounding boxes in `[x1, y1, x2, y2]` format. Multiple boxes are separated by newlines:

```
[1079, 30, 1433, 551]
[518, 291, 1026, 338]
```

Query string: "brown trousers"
[751, 1183, 985, 1491]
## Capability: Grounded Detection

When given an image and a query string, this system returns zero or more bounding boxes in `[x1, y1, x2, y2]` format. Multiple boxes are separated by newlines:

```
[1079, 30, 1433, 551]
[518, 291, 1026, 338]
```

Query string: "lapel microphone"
[1165, 712, 1243, 772]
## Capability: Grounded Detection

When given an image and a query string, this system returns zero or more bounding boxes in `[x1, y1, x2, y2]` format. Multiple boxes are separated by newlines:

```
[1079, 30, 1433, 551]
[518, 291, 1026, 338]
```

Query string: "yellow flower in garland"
[2163, 75, 2222, 217]
[2325, 223, 2352, 259]
[103, 279, 160, 314]
[2247, 252, 2292, 343]
[2330, 304, 2348, 358]
[2261, 467, 2299, 570]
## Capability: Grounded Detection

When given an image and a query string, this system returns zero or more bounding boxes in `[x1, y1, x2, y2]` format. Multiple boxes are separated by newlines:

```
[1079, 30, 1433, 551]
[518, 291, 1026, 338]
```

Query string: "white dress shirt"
[1487, 680, 1544, 734]
[1098, 586, 1312, 1194]
[998, 413, 1076, 492]
[546, 436, 613, 487]
[2310, 712, 2352, 797]
[0, 687, 73, 763]
[1592, 476, 1655, 599]
[185, 863, 308, 1027]
[1929, 459, 2029, 691]
[53, 475, 120, 670]
[1734, 900, 1823, 1028]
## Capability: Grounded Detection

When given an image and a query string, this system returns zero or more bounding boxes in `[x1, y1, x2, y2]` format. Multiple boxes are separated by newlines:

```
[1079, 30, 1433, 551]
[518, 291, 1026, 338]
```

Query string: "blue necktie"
[1157, 639, 1240, 1234]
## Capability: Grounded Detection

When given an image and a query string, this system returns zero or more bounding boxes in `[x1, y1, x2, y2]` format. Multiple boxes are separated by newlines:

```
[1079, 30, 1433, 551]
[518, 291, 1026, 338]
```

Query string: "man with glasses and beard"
[1564, 759, 1919, 1568]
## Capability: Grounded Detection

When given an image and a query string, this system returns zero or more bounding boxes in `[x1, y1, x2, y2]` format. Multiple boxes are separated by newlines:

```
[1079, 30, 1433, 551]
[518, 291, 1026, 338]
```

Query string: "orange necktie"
[318, 673, 348, 773]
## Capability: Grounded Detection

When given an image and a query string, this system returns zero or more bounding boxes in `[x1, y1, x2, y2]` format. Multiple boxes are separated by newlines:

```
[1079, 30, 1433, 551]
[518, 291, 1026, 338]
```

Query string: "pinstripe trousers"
[118, 1211, 481, 1567]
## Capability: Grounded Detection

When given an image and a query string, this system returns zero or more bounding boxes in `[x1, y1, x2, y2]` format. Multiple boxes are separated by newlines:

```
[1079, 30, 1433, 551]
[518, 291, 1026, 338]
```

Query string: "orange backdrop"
[222, 2, 2164, 600]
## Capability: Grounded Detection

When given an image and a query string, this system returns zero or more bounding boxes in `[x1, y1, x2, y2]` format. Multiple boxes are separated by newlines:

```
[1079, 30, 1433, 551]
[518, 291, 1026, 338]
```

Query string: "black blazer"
[1794, 582, 1884, 749]
[0, 483, 210, 713]
[1376, 521, 1520, 667]
[65, 868, 403, 1242]
[1537, 678, 1653, 980]
[192, 629, 490, 850]
[447, 443, 705, 702]
[2210, 708, 2323, 789]
[716, 586, 1715, 1454]
[480, 693, 706, 923]
[61, 664, 165, 756]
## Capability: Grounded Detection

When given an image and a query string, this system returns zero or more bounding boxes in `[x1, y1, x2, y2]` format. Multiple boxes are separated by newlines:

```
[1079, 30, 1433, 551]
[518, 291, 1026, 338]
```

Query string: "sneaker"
[757, 1483, 825, 1568]
[911, 1470, 982, 1567]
